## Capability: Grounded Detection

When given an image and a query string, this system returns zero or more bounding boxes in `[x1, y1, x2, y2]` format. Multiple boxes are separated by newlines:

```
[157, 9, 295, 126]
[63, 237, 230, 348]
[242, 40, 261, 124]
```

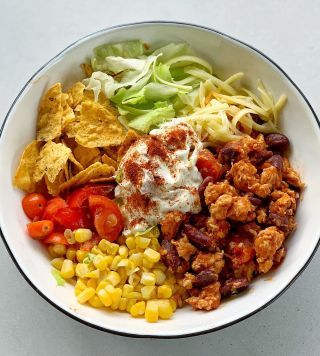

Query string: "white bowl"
[1, 21, 320, 338]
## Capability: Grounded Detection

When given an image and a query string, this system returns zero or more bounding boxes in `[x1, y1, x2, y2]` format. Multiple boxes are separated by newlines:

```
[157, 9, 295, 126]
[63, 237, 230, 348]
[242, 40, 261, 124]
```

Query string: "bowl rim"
[1, 20, 319, 339]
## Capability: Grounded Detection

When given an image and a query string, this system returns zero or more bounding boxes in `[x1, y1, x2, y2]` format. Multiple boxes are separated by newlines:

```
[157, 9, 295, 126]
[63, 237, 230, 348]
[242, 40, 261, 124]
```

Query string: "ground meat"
[186, 282, 221, 310]
[254, 226, 285, 273]
[204, 181, 237, 206]
[191, 251, 225, 273]
[160, 211, 186, 240]
[181, 273, 196, 290]
[260, 166, 282, 190]
[282, 158, 304, 188]
[172, 236, 197, 261]
[220, 278, 249, 297]
[233, 261, 257, 281]
[235, 222, 261, 239]
[226, 235, 255, 267]
[257, 207, 268, 224]
[207, 218, 230, 239]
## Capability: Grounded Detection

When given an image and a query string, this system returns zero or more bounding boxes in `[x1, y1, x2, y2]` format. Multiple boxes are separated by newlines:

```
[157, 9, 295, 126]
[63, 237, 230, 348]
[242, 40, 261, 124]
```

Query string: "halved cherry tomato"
[54, 207, 91, 230]
[43, 232, 68, 245]
[27, 220, 54, 239]
[196, 149, 222, 180]
[88, 195, 124, 242]
[22, 193, 47, 220]
[42, 197, 67, 220]
[80, 233, 101, 251]
[67, 184, 115, 208]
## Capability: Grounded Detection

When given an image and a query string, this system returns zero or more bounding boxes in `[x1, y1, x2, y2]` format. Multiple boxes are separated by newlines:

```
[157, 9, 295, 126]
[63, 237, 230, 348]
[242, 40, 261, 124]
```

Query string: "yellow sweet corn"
[127, 291, 142, 299]
[130, 301, 146, 317]
[141, 272, 156, 286]
[145, 300, 159, 322]
[64, 229, 75, 244]
[153, 269, 167, 285]
[50, 258, 64, 270]
[66, 246, 76, 261]
[74, 228, 93, 243]
[93, 254, 108, 271]
[110, 255, 122, 270]
[77, 287, 95, 304]
[96, 281, 109, 292]
[118, 297, 128, 311]
[91, 246, 103, 255]
[129, 253, 143, 267]
[52, 243, 67, 256]
[60, 259, 75, 279]
[97, 289, 112, 307]
[169, 298, 177, 312]
[84, 269, 100, 279]
[88, 295, 104, 308]
[158, 299, 173, 319]
[75, 263, 90, 278]
[153, 262, 167, 271]
[76, 250, 87, 263]
[136, 236, 151, 249]
[128, 273, 140, 287]
[106, 242, 119, 255]
[87, 278, 97, 289]
[126, 298, 137, 313]
[144, 248, 160, 263]
[106, 271, 121, 286]
[122, 284, 134, 297]
[141, 286, 156, 300]
[119, 245, 129, 258]
[157, 285, 172, 299]
[125, 237, 136, 250]
[142, 258, 154, 269]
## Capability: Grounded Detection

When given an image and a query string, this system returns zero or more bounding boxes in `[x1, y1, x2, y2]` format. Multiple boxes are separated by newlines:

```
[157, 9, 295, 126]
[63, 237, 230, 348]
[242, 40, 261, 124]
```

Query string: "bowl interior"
[1, 22, 320, 337]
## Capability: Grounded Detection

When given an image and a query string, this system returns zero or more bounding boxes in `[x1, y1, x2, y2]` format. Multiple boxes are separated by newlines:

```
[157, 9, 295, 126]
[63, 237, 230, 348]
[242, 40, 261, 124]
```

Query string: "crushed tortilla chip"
[68, 152, 84, 172]
[101, 154, 117, 169]
[117, 129, 140, 162]
[81, 63, 93, 77]
[89, 177, 115, 183]
[67, 82, 85, 109]
[45, 170, 66, 196]
[33, 141, 71, 183]
[59, 162, 115, 192]
[61, 93, 75, 130]
[36, 83, 63, 141]
[13, 140, 41, 193]
[73, 144, 100, 168]
[103, 145, 120, 161]
[74, 101, 125, 148]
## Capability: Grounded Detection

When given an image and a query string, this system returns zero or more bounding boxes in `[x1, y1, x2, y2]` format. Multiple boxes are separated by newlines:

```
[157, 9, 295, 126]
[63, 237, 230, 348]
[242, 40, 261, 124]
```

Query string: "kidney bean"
[265, 133, 290, 150]
[220, 278, 249, 297]
[160, 240, 180, 271]
[193, 270, 218, 288]
[218, 145, 242, 164]
[249, 196, 262, 206]
[198, 176, 216, 208]
[267, 154, 283, 171]
[249, 150, 273, 165]
[183, 224, 214, 250]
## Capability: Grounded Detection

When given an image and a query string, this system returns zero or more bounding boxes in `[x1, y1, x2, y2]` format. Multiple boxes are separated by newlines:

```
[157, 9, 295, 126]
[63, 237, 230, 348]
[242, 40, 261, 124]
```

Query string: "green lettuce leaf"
[151, 43, 192, 62]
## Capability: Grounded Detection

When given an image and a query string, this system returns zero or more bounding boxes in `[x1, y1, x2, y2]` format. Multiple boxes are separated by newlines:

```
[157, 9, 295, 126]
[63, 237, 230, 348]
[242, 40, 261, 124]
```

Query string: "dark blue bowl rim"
[1, 21, 319, 339]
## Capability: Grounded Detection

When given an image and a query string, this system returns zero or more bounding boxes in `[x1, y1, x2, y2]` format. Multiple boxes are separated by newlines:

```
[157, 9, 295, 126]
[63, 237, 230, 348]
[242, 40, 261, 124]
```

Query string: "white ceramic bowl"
[1, 22, 320, 338]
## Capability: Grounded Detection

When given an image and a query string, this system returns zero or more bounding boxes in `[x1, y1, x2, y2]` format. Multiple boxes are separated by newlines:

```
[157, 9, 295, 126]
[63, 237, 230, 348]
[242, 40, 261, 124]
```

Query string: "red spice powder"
[127, 191, 155, 214]
[165, 127, 187, 150]
[146, 136, 168, 161]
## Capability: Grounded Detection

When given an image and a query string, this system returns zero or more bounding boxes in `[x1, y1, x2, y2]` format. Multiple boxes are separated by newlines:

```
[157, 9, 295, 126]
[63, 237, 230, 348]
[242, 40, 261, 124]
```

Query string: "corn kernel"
[52, 243, 67, 256]
[118, 297, 128, 311]
[64, 229, 75, 244]
[60, 259, 75, 279]
[66, 246, 76, 261]
[75, 263, 90, 278]
[105, 271, 121, 286]
[129, 253, 143, 267]
[141, 286, 156, 300]
[126, 298, 137, 312]
[127, 291, 142, 299]
[97, 289, 112, 307]
[91, 246, 102, 255]
[142, 258, 154, 269]
[93, 254, 108, 271]
[119, 245, 129, 258]
[153, 269, 167, 285]
[84, 269, 100, 279]
[130, 301, 146, 317]
[141, 272, 155, 286]
[74, 228, 93, 243]
[136, 236, 151, 249]
[47, 245, 59, 258]
[50, 258, 64, 270]
[145, 300, 159, 322]
[76, 250, 87, 263]
[146, 226, 160, 239]
[122, 284, 134, 297]
[110, 255, 122, 270]
[77, 287, 95, 304]
[117, 267, 128, 284]
[125, 237, 136, 249]
[88, 295, 104, 308]
[169, 298, 177, 312]
[106, 242, 119, 255]
[158, 299, 173, 319]
[98, 239, 108, 252]
[128, 273, 140, 287]
[75, 278, 87, 291]
[144, 248, 160, 263]
[151, 238, 161, 250]
[96, 281, 109, 292]
[157, 285, 172, 299]
[153, 262, 167, 271]
[110, 288, 122, 310]
[117, 258, 130, 267]
[87, 278, 97, 289]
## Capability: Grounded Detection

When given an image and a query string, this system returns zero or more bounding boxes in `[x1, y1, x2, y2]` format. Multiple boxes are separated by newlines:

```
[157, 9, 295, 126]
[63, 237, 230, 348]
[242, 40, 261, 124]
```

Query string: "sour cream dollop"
[115, 118, 203, 233]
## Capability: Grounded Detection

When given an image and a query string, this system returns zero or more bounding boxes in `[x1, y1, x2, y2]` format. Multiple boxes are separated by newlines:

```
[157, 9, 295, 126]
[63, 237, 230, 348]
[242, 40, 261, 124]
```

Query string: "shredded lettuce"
[51, 269, 65, 286]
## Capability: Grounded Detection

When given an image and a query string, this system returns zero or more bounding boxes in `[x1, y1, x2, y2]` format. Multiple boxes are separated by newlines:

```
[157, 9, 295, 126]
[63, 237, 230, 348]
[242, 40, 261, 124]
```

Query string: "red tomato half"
[27, 220, 54, 239]
[196, 149, 222, 180]
[54, 207, 91, 230]
[22, 193, 47, 220]
[88, 195, 124, 242]
[43, 232, 68, 245]
[67, 184, 115, 208]
[42, 197, 68, 220]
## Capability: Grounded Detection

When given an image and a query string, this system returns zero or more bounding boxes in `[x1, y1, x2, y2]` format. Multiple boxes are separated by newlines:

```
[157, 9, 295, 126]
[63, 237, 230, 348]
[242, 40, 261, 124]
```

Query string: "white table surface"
[1, 0, 320, 355]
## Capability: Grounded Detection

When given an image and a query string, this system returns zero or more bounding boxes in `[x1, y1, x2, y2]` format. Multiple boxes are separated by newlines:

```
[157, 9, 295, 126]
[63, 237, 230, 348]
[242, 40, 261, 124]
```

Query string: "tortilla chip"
[13, 140, 41, 193]
[59, 162, 115, 192]
[81, 63, 93, 77]
[61, 93, 75, 130]
[101, 154, 117, 169]
[74, 101, 125, 148]
[64, 120, 79, 138]
[73, 144, 100, 168]
[36, 83, 63, 141]
[68, 152, 84, 172]
[89, 177, 115, 183]
[33, 141, 71, 183]
[67, 82, 85, 109]
[45, 170, 66, 196]
[103, 145, 120, 161]
[117, 129, 140, 162]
